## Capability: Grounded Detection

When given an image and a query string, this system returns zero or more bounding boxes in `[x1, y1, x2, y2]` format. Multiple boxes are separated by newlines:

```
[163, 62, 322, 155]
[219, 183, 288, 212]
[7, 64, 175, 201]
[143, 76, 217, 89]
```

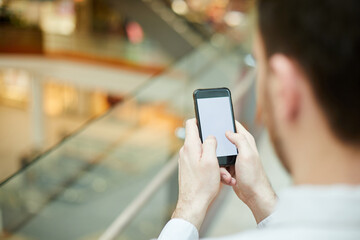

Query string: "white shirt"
[158, 185, 360, 240]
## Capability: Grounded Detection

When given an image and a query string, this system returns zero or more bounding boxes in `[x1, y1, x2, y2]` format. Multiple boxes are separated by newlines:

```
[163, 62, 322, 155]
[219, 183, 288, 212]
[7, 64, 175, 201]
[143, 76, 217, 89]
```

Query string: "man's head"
[254, 0, 360, 176]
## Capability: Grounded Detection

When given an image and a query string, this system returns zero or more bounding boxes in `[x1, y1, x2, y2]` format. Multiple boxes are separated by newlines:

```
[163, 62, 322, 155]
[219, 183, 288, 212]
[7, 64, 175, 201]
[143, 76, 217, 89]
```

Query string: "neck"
[292, 140, 360, 185]
[286, 103, 360, 185]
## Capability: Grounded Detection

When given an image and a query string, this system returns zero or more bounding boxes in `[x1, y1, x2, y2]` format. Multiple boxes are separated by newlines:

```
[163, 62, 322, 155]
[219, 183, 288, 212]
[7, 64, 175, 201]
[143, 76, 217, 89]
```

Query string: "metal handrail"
[99, 68, 256, 240]
[99, 154, 179, 240]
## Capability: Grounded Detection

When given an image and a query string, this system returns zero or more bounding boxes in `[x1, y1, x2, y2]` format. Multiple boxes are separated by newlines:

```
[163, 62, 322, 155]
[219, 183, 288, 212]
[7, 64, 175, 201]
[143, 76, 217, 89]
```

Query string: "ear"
[269, 54, 301, 121]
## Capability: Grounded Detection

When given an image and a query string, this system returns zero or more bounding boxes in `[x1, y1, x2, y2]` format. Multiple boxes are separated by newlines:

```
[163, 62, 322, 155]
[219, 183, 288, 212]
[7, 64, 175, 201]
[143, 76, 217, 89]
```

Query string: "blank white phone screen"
[197, 96, 237, 157]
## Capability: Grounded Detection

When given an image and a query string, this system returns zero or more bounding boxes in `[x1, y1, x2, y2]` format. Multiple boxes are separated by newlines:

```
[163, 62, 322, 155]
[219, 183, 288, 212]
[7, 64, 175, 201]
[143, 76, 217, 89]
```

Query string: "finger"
[184, 118, 201, 154]
[220, 168, 236, 186]
[201, 136, 217, 164]
[230, 177, 236, 186]
[185, 119, 200, 142]
[177, 151, 182, 182]
[226, 131, 258, 166]
[220, 168, 231, 184]
[179, 146, 184, 158]
[235, 121, 249, 135]
[234, 121, 257, 149]
[225, 130, 252, 154]
[226, 165, 236, 177]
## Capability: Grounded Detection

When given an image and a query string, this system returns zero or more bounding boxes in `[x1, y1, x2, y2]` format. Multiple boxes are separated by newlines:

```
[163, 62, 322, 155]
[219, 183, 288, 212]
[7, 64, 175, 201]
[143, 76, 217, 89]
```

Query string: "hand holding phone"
[193, 87, 238, 166]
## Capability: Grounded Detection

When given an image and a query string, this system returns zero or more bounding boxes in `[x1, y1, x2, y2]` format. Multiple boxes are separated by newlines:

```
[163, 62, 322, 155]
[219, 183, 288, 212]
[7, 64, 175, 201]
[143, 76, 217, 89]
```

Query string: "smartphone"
[193, 87, 238, 166]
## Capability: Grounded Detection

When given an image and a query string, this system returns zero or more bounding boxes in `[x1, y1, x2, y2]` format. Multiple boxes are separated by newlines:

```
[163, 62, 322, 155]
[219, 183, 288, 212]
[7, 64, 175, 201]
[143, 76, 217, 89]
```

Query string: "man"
[158, 0, 360, 239]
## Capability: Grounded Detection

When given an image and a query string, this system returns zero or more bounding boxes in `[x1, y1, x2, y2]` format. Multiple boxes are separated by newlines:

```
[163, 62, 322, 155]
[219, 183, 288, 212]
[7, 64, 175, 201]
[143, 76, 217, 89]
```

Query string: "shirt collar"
[268, 185, 360, 228]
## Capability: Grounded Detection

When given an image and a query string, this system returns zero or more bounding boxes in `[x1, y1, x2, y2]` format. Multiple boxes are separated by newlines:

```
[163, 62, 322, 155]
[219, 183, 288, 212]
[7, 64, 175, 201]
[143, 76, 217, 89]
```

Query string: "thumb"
[225, 131, 250, 150]
[201, 136, 217, 163]
[226, 131, 255, 160]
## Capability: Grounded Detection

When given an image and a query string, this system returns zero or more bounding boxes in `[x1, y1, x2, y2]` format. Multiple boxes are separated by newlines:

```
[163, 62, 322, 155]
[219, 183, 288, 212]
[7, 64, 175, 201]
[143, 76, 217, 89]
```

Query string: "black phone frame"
[193, 87, 238, 166]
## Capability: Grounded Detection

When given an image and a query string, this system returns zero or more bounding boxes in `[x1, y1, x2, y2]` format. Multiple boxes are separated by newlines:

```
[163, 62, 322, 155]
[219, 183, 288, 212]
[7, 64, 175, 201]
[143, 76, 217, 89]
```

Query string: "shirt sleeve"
[157, 218, 199, 240]
[256, 213, 275, 229]
[157, 213, 275, 240]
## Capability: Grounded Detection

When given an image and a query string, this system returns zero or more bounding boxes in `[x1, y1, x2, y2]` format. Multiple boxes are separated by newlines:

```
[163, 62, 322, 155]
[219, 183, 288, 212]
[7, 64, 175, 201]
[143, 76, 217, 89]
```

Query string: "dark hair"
[257, 0, 360, 144]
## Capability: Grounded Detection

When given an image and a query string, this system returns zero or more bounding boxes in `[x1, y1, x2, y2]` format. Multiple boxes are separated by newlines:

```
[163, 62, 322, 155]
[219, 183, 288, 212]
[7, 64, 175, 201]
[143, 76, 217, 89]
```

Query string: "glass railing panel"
[112, 102, 257, 240]
[0, 99, 183, 239]
[117, 176, 178, 240]
[0, 36, 250, 240]
[103, 41, 256, 240]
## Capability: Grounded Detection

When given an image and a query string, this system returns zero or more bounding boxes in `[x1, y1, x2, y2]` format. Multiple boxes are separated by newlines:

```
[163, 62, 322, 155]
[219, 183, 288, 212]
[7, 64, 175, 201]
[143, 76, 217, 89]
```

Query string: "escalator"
[0, 36, 258, 240]
[107, 0, 211, 59]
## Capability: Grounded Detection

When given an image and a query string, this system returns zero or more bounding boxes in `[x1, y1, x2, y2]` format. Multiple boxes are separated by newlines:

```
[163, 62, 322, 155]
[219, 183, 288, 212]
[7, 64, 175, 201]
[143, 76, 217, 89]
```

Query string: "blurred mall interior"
[0, 0, 291, 239]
